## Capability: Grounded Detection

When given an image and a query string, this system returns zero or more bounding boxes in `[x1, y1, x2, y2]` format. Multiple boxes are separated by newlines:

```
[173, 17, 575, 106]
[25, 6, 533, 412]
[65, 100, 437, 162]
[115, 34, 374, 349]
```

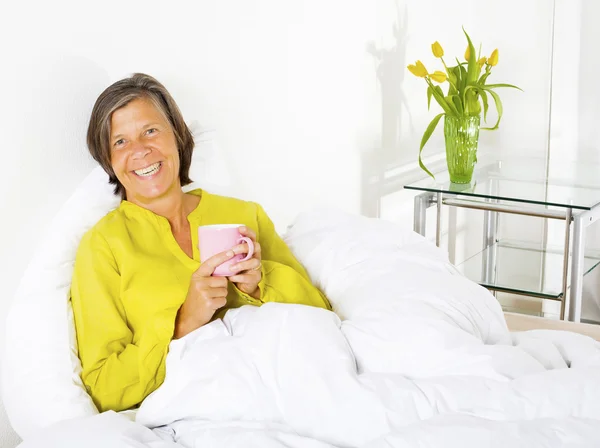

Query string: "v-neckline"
[120, 189, 207, 268]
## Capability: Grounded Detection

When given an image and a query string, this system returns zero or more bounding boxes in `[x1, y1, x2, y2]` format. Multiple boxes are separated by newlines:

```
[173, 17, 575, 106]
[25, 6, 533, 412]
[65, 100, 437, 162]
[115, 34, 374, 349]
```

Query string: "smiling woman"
[86, 74, 194, 202]
[71, 73, 331, 413]
[110, 98, 181, 202]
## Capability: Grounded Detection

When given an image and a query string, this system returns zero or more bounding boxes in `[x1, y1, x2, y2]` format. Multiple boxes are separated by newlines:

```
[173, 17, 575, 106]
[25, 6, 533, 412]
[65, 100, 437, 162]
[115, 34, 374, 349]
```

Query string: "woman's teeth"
[135, 162, 161, 177]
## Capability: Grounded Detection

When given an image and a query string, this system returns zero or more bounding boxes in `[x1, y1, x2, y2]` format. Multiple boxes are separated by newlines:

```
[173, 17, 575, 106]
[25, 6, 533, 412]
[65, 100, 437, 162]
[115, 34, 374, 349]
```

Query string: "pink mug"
[198, 224, 255, 276]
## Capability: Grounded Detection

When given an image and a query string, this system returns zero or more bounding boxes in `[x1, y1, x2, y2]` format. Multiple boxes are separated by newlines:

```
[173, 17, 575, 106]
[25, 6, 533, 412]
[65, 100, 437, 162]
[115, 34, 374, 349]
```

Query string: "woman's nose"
[131, 142, 151, 159]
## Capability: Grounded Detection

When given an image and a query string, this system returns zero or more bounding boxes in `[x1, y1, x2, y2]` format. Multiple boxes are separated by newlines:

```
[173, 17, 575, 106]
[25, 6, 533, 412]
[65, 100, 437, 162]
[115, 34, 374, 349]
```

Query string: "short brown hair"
[87, 73, 194, 199]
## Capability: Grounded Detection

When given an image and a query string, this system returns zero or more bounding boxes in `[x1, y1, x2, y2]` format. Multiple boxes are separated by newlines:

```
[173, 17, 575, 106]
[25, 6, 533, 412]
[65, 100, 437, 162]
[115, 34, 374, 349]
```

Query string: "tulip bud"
[430, 71, 447, 83]
[431, 41, 444, 58]
[477, 57, 487, 68]
[488, 49, 499, 66]
[407, 60, 428, 77]
[465, 45, 471, 61]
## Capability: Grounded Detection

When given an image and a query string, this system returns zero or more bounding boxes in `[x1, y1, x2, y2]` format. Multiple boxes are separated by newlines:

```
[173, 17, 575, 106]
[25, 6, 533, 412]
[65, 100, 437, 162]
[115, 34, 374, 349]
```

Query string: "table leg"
[413, 193, 431, 236]
[568, 214, 585, 322]
[482, 178, 498, 286]
[436, 192, 442, 247]
[560, 208, 572, 320]
[481, 209, 498, 286]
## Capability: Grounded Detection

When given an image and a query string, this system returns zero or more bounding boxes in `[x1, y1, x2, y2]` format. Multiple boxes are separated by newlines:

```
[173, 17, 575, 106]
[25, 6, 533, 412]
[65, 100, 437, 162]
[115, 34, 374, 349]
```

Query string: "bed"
[504, 312, 600, 341]
[4, 166, 600, 448]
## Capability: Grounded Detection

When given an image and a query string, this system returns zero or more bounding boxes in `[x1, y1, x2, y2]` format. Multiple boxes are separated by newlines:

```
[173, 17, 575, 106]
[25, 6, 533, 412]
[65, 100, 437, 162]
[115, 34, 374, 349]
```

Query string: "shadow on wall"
[360, 0, 413, 218]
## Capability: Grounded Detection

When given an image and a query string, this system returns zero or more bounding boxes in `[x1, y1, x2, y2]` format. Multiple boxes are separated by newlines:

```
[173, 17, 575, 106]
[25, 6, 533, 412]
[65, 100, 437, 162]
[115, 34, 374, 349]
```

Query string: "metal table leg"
[413, 192, 433, 236]
[482, 179, 499, 286]
[481, 208, 498, 286]
[560, 208, 572, 320]
[568, 214, 585, 322]
[436, 192, 442, 247]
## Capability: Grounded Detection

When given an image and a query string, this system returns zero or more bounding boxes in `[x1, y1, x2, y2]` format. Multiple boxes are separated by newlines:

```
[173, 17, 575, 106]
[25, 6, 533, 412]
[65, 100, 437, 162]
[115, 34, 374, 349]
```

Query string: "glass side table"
[404, 157, 600, 323]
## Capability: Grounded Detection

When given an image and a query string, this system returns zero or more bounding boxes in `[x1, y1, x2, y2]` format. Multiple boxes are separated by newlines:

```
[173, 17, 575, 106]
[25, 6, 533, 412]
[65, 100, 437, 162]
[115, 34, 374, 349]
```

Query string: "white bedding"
[17, 210, 600, 447]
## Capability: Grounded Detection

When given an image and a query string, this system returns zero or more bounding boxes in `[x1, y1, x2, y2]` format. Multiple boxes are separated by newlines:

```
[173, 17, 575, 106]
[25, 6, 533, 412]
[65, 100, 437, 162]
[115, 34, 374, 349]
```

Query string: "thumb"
[195, 249, 235, 277]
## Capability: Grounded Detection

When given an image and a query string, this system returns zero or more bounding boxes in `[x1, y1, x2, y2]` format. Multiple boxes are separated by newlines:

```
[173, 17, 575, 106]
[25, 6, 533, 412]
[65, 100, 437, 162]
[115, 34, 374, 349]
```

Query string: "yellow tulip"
[430, 71, 447, 83]
[488, 49, 499, 66]
[407, 60, 428, 77]
[465, 45, 471, 61]
[478, 57, 487, 67]
[431, 41, 444, 58]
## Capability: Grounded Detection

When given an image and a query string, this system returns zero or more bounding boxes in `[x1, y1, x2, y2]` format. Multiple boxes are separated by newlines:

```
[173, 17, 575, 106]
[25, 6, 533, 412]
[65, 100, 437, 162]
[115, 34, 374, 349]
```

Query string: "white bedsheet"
[130, 304, 600, 448]
[31, 308, 599, 448]
[18, 210, 600, 447]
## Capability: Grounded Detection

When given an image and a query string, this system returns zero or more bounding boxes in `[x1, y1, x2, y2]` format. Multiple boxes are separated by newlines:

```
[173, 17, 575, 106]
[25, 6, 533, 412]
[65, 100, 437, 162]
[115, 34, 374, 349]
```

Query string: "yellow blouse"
[70, 189, 330, 413]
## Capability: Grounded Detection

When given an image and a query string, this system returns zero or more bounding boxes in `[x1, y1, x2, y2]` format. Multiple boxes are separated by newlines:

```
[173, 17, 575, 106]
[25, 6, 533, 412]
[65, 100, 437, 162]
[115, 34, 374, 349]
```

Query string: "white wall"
[0, 0, 593, 446]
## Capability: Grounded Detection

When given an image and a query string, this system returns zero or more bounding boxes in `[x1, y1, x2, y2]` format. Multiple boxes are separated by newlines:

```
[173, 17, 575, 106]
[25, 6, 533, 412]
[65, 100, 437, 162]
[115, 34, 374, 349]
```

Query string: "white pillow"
[282, 208, 451, 316]
[282, 208, 510, 343]
[2, 129, 232, 439]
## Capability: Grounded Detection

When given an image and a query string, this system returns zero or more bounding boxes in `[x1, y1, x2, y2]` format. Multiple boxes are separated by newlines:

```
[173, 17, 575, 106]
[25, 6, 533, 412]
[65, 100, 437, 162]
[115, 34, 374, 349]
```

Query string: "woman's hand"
[174, 250, 235, 339]
[228, 226, 262, 300]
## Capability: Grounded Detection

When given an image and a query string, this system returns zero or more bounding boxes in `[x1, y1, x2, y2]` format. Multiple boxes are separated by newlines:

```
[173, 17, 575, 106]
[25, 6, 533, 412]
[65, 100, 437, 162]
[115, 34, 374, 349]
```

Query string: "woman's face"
[109, 97, 180, 202]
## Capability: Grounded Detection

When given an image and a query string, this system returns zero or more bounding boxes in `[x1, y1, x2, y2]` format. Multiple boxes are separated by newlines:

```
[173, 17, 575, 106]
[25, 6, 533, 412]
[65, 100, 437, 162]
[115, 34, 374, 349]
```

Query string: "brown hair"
[86, 73, 194, 199]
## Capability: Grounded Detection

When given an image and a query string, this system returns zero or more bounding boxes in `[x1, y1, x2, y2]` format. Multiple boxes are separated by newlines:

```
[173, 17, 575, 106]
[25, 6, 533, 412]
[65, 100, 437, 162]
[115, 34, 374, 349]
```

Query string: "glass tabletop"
[404, 157, 600, 210]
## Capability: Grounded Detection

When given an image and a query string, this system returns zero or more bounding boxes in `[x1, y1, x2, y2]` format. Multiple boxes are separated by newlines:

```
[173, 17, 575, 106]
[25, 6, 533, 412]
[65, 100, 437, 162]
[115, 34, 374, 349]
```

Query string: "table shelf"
[456, 239, 600, 300]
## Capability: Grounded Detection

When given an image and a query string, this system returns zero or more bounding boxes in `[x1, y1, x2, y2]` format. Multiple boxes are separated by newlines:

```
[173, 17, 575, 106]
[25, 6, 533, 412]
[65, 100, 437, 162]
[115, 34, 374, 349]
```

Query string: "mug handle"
[237, 236, 255, 261]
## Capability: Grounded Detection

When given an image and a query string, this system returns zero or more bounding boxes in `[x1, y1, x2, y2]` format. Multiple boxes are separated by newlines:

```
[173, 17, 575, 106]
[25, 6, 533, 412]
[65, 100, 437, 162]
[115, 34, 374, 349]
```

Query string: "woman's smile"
[133, 161, 163, 178]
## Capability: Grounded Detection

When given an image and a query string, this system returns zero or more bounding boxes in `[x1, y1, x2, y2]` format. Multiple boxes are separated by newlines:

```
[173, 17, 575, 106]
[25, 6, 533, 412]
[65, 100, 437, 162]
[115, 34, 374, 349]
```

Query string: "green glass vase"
[444, 115, 480, 184]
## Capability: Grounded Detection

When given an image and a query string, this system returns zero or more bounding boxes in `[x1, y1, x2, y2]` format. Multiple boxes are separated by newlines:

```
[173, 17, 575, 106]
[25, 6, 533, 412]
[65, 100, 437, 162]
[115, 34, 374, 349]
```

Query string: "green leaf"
[419, 113, 445, 179]
[444, 96, 460, 116]
[434, 85, 445, 99]
[484, 83, 523, 91]
[447, 69, 458, 95]
[428, 82, 454, 115]
[427, 85, 433, 110]
[464, 89, 481, 116]
[478, 71, 490, 85]
[454, 59, 464, 77]
[451, 64, 461, 78]
[480, 89, 489, 122]
[456, 59, 467, 98]
[463, 28, 478, 85]
[480, 87, 503, 130]
[449, 94, 464, 115]
[451, 64, 461, 83]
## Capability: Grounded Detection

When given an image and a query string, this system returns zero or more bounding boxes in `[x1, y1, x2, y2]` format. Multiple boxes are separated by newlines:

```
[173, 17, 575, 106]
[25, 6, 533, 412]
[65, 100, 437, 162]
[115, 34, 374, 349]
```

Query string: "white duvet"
[19, 210, 600, 448]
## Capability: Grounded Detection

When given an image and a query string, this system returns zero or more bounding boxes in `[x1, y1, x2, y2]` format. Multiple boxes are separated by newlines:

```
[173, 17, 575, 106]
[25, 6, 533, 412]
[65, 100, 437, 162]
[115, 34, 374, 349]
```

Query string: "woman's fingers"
[238, 225, 257, 241]
[200, 287, 229, 299]
[229, 273, 259, 284]
[230, 257, 261, 273]
[209, 296, 227, 310]
[230, 241, 261, 257]
[196, 250, 236, 277]
[206, 276, 229, 288]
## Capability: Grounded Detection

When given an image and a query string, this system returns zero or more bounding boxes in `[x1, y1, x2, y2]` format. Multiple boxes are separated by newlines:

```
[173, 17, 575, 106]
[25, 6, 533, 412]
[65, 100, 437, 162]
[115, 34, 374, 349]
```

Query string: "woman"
[71, 73, 331, 414]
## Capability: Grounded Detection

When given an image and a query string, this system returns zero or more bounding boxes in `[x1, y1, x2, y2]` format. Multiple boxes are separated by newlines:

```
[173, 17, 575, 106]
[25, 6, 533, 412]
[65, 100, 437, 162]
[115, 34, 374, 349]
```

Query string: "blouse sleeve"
[70, 229, 176, 412]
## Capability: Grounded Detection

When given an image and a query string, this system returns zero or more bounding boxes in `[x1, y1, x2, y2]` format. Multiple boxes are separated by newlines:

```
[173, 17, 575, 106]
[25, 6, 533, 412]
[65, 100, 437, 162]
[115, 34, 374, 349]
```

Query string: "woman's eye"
[146, 128, 157, 135]
[114, 139, 125, 147]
